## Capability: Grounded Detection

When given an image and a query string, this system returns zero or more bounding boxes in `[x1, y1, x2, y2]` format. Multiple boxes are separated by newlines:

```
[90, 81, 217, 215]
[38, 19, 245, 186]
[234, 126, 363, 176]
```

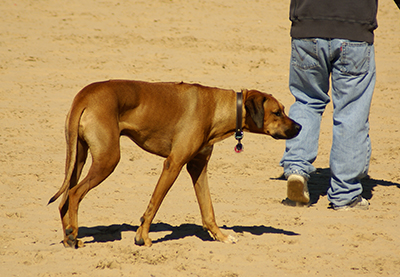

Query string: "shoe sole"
[334, 204, 369, 211]
[287, 176, 310, 204]
[282, 197, 309, 207]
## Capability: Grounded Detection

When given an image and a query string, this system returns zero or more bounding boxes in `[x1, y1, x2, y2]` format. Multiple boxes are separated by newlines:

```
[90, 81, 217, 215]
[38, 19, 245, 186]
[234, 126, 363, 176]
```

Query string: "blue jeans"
[280, 38, 375, 207]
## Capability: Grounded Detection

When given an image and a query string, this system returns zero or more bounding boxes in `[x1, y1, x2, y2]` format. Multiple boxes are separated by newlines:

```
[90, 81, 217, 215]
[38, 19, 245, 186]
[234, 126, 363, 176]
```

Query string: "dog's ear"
[245, 90, 266, 129]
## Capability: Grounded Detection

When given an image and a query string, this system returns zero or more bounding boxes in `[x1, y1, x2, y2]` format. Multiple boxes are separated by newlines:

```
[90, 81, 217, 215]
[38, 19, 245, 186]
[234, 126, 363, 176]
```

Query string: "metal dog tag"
[234, 143, 243, 153]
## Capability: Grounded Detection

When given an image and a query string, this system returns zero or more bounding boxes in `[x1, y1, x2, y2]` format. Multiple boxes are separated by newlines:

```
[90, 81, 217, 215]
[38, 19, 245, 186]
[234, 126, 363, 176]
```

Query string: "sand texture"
[1, 0, 400, 276]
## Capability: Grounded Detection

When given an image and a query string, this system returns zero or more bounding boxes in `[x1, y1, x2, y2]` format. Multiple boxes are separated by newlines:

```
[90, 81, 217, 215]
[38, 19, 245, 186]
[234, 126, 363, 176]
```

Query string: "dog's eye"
[273, 111, 282, 117]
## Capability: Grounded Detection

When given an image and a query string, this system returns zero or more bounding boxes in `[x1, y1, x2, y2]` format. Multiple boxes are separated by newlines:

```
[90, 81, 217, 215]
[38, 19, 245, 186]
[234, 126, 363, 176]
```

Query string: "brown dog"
[48, 80, 301, 248]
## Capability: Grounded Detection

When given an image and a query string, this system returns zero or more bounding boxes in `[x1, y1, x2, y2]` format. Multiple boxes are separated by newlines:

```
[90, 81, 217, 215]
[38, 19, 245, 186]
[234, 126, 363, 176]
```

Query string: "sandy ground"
[1, 0, 400, 276]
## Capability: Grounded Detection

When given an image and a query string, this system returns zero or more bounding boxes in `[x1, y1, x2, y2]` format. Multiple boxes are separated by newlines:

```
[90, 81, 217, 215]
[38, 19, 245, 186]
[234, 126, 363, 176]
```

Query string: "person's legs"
[280, 38, 331, 180]
[328, 40, 375, 207]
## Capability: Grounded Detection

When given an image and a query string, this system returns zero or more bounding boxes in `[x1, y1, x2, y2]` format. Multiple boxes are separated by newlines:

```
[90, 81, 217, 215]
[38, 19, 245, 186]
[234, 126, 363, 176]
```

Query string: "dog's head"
[244, 89, 301, 139]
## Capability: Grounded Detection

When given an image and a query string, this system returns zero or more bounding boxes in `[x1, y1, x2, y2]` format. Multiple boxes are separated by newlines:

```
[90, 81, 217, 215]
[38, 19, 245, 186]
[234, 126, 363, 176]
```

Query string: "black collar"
[234, 90, 244, 153]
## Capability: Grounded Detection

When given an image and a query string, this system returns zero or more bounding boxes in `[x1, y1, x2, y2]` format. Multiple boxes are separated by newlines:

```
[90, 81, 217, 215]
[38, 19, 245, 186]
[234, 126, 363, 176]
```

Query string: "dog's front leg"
[135, 156, 183, 246]
[187, 147, 237, 244]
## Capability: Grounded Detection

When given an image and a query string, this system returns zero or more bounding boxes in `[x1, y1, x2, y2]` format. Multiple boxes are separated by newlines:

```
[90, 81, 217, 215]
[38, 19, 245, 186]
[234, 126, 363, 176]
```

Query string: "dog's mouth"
[292, 122, 302, 137]
[271, 133, 288, 140]
[270, 123, 302, 140]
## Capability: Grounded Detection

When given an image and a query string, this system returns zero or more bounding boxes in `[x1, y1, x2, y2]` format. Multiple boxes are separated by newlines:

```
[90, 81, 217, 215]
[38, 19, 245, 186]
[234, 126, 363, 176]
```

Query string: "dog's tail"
[48, 105, 85, 205]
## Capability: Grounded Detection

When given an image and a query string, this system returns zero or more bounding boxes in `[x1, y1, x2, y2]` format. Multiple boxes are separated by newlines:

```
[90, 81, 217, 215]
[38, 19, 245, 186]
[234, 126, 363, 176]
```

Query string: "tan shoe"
[287, 174, 310, 204]
[333, 195, 369, 211]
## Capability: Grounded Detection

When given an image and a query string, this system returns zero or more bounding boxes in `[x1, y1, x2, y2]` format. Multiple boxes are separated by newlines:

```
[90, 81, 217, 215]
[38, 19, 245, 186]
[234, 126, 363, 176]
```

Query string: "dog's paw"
[63, 235, 84, 249]
[224, 234, 238, 244]
[134, 236, 145, 246]
[63, 227, 84, 249]
[134, 237, 152, 247]
[134, 231, 153, 247]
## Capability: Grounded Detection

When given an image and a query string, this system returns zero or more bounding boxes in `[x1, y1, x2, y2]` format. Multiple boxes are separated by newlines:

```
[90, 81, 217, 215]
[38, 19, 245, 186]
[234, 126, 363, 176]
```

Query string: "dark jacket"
[290, 0, 378, 43]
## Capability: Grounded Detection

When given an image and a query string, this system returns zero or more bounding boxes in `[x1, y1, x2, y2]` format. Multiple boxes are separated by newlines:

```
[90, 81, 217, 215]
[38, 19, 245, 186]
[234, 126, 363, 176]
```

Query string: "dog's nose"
[295, 122, 302, 133]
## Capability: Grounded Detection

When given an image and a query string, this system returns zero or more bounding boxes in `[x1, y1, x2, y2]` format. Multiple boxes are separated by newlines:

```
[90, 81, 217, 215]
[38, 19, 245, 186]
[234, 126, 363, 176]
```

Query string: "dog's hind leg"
[64, 124, 121, 248]
[58, 138, 88, 246]
[186, 146, 237, 244]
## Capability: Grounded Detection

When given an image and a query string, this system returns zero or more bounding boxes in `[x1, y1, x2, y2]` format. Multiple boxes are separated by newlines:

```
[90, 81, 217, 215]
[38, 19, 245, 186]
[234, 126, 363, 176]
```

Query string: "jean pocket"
[291, 39, 319, 70]
[338, 42, 371, 75]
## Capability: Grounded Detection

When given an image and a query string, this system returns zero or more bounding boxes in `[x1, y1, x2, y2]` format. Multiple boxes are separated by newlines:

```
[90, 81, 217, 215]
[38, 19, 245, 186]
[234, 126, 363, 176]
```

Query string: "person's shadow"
[272, 167, 400, 205]
[77, 223, 299, 245]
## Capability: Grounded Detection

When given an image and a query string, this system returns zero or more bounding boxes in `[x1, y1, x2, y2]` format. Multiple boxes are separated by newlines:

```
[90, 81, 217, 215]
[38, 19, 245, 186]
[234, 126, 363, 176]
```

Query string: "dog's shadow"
[272, 167, 400, 205]
[77, 222, 299, 245]
[77, 168, 399, 245]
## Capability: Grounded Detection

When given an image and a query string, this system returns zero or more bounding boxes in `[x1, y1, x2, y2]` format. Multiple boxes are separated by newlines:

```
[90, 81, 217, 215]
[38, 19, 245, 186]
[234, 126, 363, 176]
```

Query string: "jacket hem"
[290, 20, 375, 43]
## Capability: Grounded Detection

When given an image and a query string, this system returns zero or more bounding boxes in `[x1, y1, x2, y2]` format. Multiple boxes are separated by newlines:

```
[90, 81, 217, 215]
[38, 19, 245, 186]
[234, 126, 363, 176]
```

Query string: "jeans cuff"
[284, 169, 310, 180]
